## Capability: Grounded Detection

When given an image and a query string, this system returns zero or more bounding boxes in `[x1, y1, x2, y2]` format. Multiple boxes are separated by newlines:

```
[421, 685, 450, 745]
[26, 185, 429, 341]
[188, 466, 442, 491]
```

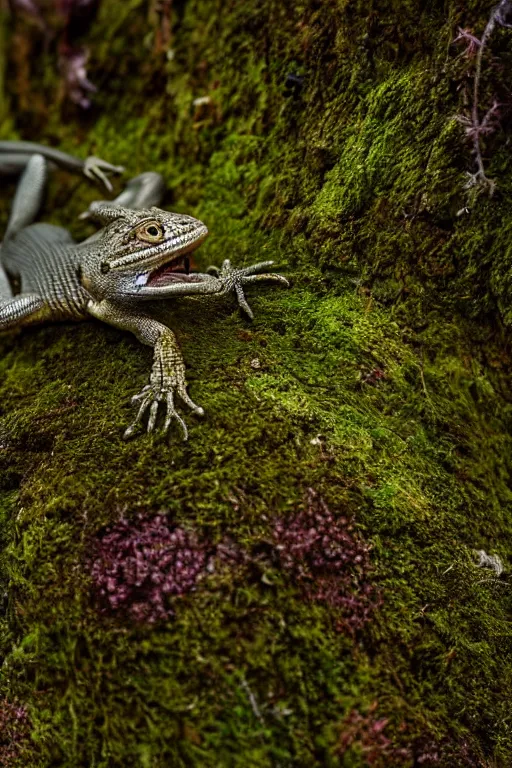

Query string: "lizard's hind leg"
[4, 154, 48, 240]
[79, 172, 166, 220]
[111, 172, 165, 209]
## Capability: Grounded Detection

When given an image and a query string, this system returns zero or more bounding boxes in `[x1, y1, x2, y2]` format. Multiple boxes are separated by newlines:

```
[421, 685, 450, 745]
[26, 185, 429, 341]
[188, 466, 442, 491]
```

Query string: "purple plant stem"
[471, 13, 496, 187]
[467, 0, 512, 190]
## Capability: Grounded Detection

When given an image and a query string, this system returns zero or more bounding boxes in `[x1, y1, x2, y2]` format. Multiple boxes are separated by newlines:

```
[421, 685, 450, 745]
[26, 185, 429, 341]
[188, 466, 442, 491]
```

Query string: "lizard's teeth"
[135, 273, 149, 286]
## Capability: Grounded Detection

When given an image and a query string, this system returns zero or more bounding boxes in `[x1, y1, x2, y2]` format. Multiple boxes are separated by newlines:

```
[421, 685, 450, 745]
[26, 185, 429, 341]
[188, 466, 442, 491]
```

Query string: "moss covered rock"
[1, 0, 512, 765]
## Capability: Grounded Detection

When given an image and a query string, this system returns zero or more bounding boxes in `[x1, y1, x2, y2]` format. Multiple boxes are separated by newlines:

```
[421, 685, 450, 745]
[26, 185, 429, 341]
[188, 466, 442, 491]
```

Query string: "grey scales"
[0, 142, 288, 439]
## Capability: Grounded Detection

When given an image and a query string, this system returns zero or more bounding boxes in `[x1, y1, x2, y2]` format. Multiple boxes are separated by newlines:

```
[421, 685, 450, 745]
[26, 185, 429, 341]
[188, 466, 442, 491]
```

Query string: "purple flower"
[59, 46, 97, 109]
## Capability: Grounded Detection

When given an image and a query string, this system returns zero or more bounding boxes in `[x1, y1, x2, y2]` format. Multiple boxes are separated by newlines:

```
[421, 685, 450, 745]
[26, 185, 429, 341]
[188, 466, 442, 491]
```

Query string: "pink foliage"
[338, 706, 411, 766]
[89, 514, 210, 624]
[272, 489, 380, 633]
[0, 701, 29, 767]
[453, 1, 512, 191]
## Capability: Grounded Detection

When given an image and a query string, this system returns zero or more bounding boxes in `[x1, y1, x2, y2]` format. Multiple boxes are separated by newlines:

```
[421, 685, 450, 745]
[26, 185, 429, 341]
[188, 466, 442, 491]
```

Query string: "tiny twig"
[470, 12, 497, 190]
[454, 1, 512, 194]
[240, 677, 265, 725]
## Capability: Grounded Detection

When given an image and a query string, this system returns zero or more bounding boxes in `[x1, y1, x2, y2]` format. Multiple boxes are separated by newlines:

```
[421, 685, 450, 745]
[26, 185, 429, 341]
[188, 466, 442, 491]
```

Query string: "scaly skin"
[0, 153, 289, 439]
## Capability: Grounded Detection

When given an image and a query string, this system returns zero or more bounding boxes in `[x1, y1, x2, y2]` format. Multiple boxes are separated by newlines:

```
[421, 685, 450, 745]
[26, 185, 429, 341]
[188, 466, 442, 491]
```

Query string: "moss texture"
[1, 0, 512, 765]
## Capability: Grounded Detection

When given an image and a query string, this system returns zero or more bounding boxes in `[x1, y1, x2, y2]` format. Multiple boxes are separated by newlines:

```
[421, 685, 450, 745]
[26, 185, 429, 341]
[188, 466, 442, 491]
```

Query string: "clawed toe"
[124, 384, 202, 440]
[146, 399, 160, 433]
[163, 392, 188, 439]
[243, 273, 290, 287]
[214, 258, 289, 319]
[131, 384, 151, 404]
[83, 156, 125, 192]
[234, 282, 254, 319]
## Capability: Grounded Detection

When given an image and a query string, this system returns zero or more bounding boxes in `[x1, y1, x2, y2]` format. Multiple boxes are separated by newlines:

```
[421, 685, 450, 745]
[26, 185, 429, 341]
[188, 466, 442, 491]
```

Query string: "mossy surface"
[1, 0, 512, 765]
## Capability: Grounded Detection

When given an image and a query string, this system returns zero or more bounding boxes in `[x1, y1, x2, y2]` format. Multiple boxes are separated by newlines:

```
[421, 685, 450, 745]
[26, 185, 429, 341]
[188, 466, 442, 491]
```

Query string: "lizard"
[0, 150, 288, 439]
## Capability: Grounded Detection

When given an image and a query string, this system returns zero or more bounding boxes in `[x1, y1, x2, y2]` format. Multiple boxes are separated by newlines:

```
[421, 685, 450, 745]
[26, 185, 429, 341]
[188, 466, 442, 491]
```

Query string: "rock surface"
[0, 1, 511, 765]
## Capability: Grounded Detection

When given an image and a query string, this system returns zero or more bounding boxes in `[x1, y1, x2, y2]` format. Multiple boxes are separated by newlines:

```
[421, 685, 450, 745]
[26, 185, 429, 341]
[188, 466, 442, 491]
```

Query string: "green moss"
[1, 0, 512, 765]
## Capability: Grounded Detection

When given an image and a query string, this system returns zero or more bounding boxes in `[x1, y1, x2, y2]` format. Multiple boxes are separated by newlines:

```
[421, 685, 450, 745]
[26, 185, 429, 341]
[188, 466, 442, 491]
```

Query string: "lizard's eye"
[135, 221, 165, 243]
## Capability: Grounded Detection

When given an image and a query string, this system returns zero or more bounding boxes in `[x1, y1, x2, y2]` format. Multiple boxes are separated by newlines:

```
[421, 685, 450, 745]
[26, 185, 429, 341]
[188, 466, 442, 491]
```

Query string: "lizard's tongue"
[147, 254, 193, 286]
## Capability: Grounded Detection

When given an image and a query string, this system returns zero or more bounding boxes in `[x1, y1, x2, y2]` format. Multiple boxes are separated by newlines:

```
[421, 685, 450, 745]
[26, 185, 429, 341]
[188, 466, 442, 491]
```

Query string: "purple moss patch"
[411, 735, 488, 767]
[89, 513, 210, 623]
[0, 700, 29, 767]
[338, 705, 411, 766]
[272, 489, 380, 633]
[87, 491, 379, 632]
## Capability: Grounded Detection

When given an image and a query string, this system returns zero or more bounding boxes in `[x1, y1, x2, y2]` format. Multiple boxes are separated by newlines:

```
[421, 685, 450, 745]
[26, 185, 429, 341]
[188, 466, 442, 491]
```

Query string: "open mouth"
[146, 253, 193, 286]
[144, 229, 208, 287]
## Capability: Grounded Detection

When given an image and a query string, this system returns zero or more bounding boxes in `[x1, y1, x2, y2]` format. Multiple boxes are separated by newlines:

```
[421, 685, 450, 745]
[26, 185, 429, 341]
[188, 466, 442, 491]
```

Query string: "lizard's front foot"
[83, 156, 125, 193]
[207, 259, 289, 320]
[123, 337, 203, 441]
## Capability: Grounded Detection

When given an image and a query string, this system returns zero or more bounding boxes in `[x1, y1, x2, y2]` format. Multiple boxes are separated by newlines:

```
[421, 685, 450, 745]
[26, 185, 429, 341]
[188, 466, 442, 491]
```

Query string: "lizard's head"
[84, 204, 209, 297]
